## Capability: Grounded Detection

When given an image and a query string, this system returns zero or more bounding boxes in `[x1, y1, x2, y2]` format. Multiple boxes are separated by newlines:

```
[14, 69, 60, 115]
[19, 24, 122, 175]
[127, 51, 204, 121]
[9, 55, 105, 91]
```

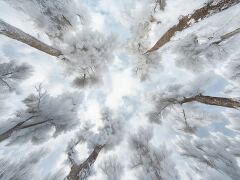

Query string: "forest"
[0, 0, 240, 179]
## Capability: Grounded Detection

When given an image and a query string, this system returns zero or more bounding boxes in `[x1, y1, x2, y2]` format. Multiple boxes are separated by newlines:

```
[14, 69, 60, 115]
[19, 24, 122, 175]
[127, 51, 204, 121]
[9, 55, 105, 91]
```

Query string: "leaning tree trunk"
[66, 145, 104, 180]
[0, 19, 63, 57]
[0, 116, 54, 143]
[147, 0, 240, 53]
[179, 94, 240, 108]
[0, 116, 36, 142]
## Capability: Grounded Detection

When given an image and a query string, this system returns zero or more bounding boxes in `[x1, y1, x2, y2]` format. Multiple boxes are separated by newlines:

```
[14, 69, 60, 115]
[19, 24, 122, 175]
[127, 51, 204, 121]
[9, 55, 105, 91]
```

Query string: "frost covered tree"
[99, 154, 124, 180]
[0, 54, 32, 92]
[147, 0, 240, 53]
[0, 149, 47, 179]
[0, 85, 83, 144]
[177, 133, 240, 180]
[173, 27, 240, 72]
[147, 81, 240, 126]
[0, 0, 117, 86]
[65, 108, 126, 180]
[125, 0, 162, 80]
[129, 126, 179, 180]
[0, 54, 32, 114]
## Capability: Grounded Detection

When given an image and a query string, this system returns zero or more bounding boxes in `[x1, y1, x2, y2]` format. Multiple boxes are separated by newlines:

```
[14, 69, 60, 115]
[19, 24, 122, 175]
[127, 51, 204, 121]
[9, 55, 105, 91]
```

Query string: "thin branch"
[19, 118, 54, 129]
[212, 27, 240, 45]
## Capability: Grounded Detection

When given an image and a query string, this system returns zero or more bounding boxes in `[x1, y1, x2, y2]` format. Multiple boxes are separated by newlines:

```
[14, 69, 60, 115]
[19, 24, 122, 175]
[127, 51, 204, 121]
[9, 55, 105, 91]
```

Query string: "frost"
[178, 133, 240, 180]
[129, 126, 180, 180]
[0, 58, 33, 92]
[174, 33, 227, 72]
[1, 86, 83, 144]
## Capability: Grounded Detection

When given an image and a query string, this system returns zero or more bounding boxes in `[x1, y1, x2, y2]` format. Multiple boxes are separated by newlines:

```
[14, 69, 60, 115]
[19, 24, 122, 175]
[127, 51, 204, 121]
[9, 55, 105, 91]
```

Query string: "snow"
[0, 0, 240, 179]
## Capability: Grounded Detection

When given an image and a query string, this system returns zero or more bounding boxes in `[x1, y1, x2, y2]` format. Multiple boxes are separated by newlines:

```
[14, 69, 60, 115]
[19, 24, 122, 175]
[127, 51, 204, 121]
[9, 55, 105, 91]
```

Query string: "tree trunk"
[0, 19, 63, 57]
[0, 115, 38, 142]
[66, 145, 104, 180]
[179, 94, 240, 108]
[147, 0, 240, 53]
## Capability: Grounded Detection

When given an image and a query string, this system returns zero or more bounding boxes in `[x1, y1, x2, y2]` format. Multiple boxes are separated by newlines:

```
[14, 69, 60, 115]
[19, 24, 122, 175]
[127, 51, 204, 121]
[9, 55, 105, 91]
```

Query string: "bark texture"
[66, 145, 104, 180]
[179, 94, 240, 108]
[0, 19, 63, 57]
[147, 0, 240, 53]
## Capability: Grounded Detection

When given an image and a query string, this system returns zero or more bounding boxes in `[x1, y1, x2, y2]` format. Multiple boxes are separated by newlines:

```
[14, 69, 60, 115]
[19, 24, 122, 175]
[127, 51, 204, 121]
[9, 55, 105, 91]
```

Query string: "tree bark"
[179, 94, 240, 108]
[0, 19, 63, 57]
[66, 145, 104, 180]
[146, 0, 240, 53]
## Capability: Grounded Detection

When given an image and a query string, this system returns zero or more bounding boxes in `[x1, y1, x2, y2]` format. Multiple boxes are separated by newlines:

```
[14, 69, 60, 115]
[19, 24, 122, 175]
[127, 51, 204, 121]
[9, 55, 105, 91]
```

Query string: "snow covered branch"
[0, 19, 63, 58]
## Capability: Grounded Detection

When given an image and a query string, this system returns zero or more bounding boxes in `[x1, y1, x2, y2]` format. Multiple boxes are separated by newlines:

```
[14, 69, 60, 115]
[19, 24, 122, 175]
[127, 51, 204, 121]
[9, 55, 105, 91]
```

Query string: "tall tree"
[65, 108, 126, 180]
[146, 0, 240, 53]
[0, 0, 117, 86]
[129, 126, 180, 180]
[147, 81, 240, 124]
[178, 133, 240, 180]
[125, 0, 162, 80]
[0, 149, 47, 179]
[0, 85, 83, 144]
[0, 57, 32, 92]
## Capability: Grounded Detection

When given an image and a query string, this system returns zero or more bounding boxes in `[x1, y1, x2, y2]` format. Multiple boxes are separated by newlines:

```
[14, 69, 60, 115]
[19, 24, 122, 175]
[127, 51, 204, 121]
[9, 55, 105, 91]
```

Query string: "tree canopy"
[0, 0, 240, 179]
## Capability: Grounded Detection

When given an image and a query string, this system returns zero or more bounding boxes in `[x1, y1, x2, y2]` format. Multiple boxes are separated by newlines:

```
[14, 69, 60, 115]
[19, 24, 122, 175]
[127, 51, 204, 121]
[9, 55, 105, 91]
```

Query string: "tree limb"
[0, 115, 39, 142]
[211, 27, 240, 45]
[179, 94, 240, 108]
[0, 19, 63, 57]
[19, 118, 54, 130]
[146, 0, 240, 53]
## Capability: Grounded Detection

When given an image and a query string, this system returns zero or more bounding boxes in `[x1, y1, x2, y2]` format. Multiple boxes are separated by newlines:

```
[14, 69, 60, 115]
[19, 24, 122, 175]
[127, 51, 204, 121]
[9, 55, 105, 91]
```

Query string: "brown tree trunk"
[147, 0, 240, 53]
[66, 145, 104, 180]
[0, 19, 63, 57]
[179, 94, 240, 108]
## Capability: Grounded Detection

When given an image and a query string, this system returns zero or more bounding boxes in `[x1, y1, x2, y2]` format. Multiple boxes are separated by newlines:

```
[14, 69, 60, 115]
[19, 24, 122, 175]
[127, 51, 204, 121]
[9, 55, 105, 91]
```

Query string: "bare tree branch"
[0, 115, 39, 142]
[146, 0, 240, 53]
[211, 27, 240, 45]
[0, 19, 63, 57]
[19, 118, 53, 130]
